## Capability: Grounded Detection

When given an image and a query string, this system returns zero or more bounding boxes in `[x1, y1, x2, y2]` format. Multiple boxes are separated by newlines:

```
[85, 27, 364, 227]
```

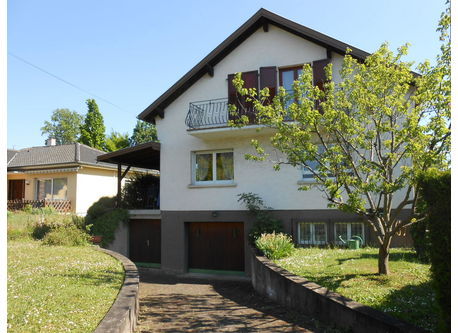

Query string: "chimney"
[45, 137, 57, 146]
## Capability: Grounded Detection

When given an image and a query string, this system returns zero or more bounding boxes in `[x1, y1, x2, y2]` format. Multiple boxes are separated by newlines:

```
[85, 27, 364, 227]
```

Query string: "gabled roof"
[7, 143, 117, 170]
[138, 8, 371, 123]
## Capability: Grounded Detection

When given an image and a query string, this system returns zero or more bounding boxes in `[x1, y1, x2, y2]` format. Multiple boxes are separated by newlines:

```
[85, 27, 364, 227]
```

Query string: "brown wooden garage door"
[129, 219, 161, 264]
[188, 222, 244, 271]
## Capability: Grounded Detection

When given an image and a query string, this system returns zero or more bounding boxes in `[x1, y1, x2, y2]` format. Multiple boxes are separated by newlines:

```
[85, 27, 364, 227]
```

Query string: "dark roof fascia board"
[137, 8, 371, 123]
[97, 142, 161, 163]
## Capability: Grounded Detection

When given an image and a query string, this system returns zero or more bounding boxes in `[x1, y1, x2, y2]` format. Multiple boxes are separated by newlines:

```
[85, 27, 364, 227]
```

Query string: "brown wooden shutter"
[313, 59, 331, 112]
[259, 66, 277, 104]
[312, 58, 331, 91]
[227, 70, 258, 123]
[228, 73, 237, 108]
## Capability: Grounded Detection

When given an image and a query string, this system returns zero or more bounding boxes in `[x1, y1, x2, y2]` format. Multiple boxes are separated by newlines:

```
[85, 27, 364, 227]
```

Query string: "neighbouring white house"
[7, 139, 134, 215]
[98, 8, 412, 275]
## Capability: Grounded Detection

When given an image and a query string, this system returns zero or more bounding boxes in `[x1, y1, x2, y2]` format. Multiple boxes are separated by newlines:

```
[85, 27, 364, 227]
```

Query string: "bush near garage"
[85, 196, 129, 247]
[418, 168, 450, 333]
[238, 192, 283, 244]
[255, 232, 294, 260]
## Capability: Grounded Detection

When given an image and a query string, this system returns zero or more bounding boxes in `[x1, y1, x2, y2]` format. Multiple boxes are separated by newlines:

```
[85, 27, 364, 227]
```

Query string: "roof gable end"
[137, 8, 370, 123]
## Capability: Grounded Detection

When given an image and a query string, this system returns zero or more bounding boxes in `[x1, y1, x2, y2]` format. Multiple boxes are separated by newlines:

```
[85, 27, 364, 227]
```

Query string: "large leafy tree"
[231, 41, 450, 275]
[105, 131, 130, 152]
[129, 120, 158, 146]
[41, 109, 83, 145]
[79, 99, 106, 150]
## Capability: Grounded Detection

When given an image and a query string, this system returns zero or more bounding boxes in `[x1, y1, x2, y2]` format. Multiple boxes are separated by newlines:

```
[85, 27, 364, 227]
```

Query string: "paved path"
[136, 268, 339, 332]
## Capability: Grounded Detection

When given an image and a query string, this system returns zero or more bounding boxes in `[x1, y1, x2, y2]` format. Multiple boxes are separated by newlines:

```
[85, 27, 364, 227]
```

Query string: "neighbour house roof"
[7, 149, 18, 164]
[7, 143, 119, 171]
[97, 141, 160, 171]
[137, 8, 371, 123]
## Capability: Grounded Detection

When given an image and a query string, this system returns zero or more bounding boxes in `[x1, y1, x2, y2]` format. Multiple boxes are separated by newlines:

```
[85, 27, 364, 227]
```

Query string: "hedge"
[418, 169, 450, 333]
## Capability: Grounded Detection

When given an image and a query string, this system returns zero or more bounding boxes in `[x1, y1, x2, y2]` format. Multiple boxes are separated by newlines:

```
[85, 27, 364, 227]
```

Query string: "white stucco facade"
[155, 26, 351, 211]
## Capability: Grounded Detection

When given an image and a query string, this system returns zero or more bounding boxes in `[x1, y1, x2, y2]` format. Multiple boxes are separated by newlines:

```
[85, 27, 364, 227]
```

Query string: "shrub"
[255, 232, 294, 260]
[42, 225, 91, 246]
[31, 214, 86, 240]
[121, 173, 159, 209]
[238, 193, 283, 243]
[410, 218, 430, 263]
[85, 196, 117, 222]
[418, 169, 450, 333]
[24, 205, 56, 215]
[85, 196, 129, 247]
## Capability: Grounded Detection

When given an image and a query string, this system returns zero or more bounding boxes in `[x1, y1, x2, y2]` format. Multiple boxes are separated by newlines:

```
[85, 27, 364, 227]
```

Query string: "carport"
[97, 141, 160, 207]
[97, 141, 161, 265]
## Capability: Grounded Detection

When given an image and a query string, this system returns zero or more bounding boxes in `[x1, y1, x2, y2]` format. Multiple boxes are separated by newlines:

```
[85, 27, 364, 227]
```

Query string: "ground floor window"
[35, 178, 67, 200]
[334, 222, 364, 245]
[298, 222, 327, 245]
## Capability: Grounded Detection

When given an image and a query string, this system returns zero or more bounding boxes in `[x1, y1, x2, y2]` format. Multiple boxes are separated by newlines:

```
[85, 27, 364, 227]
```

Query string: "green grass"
[275, 247, 436, 332]
[8, 240, 124, 332]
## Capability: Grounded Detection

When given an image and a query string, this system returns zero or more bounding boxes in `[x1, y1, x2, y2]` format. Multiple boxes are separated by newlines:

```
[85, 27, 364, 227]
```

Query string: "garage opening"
[129, 219, 161, 267]
[188, 222, 244, 273]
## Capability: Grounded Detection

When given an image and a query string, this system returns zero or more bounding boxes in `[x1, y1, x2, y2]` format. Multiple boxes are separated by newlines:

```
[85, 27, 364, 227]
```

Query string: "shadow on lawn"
[51, 270, 124, 288]
[359, 250, 422, 263]
[375, 280, 437, 332]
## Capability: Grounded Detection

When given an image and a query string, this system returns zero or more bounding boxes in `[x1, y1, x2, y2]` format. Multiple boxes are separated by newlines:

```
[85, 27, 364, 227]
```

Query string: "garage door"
[129, 219, 161, 264]
[188, 222, 244, 271]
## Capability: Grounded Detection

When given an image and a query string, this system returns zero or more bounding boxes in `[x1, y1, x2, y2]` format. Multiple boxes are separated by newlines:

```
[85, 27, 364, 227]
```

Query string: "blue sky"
[7, 0, 446, 149]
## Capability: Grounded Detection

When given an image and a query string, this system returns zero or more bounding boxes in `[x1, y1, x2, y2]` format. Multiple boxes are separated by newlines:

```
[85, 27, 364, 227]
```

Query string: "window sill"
[188, 182, 237, 189]
[297, 179, 318, 185]
[297, 177, 336, 185]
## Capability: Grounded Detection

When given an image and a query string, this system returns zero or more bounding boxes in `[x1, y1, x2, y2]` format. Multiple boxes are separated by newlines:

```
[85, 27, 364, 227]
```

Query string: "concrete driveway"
[136, 268, 340, 332]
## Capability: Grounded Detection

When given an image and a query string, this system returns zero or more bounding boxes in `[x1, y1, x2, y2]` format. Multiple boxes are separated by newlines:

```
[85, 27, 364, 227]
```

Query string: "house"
[99, 8, 412, 275]
[7, 139, 134, 215]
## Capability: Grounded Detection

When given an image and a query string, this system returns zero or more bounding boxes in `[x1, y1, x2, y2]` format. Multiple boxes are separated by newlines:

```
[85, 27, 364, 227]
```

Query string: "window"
[36, 178, 67, 200]
[279, 66, 303, 93]
[192, 150, 234, 185]
[302, 144, 325, 180]
[334, 223, 364, 245]
[298, 222, 327, 245]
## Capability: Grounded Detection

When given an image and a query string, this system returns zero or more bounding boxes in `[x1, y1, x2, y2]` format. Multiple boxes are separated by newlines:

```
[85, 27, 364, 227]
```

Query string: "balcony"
[185, 98, 274, 139]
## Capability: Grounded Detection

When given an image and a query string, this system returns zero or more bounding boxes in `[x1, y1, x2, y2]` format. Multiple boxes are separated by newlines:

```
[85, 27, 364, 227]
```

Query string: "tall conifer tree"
[79, 99, 106, 150]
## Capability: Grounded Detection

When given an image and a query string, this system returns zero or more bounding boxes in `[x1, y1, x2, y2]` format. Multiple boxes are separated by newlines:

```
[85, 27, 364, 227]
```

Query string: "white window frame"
[35, 177, 68, 201]
[334, 222, 365, 245]
[191, 150, 234, 185]
[297, 222, 327, 245]
[300, 144, 340, 183]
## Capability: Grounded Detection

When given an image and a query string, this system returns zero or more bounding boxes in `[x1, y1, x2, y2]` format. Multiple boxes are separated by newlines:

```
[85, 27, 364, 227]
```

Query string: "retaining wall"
[94, 248, 139, 333]
[250, 248, 426, 333]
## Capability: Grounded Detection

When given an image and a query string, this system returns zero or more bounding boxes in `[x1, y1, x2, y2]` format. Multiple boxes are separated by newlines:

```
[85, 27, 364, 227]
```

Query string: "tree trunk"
[378, 235, 393, 275]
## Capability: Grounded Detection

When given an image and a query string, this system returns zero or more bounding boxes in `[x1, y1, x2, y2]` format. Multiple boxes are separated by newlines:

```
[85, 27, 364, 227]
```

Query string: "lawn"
[275, 247, 436, 332]
[8, 240, 124, 332]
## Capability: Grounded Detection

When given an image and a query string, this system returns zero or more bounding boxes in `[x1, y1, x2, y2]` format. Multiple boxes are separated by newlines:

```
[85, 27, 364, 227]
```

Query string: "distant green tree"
[105, 131, 130, 152]
[79, 99, 106, 150]
[129, 120, 158, 146]
[41, 109, 83, 144]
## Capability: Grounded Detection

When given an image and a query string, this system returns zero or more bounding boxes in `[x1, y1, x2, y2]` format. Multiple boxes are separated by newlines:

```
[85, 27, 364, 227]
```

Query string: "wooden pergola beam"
[117, 164, 131, 208]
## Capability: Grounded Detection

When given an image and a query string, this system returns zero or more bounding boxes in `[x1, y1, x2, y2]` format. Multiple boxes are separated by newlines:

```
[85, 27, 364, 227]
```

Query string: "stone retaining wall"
[250, 248, 426, 333]
[94, 248, 139, 333]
